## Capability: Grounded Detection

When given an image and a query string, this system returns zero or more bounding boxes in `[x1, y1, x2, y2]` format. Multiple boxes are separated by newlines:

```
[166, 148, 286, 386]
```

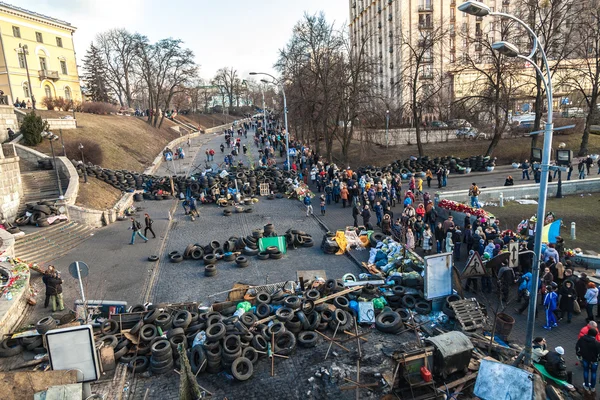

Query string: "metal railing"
[38, 70, 59, 80]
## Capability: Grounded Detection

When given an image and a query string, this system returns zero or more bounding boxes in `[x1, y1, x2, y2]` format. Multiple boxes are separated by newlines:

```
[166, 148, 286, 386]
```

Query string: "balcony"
[450, 30, 456, 37]
[450, 15, 456, 22]
[475, 44, 482, 52]
[422, 56, 433, 63]
[502, 0, 510, 5]
[476, 16, 483, 21]
[419, 23, 433, 30]
[420, 73, 434, 79]
[38, 70, 59, 80]
[418, 4, 433, 12]
[476, 30, 483, 37]
[450, 0, 456, 6]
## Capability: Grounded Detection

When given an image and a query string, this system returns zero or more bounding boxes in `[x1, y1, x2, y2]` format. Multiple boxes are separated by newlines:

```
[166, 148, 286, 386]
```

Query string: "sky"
[16, 0, 348, 81]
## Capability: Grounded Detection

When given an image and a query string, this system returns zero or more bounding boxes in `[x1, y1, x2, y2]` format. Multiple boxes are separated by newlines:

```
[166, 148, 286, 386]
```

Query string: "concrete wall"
[0, 105, 19, 143]
[361, 127, 461, 146]
[67, 192, 134, 228]
[0, 144, 22, 222]
[0, 228, 15, 257]
[439, 177, 600, 203]
[44, 118, 77, 130]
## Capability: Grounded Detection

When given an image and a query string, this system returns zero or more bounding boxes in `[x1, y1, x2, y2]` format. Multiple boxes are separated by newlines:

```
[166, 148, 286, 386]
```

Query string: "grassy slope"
[491, 194, 599, 252]
[33, 112, 179, 172]
[75, 177, 122, 209]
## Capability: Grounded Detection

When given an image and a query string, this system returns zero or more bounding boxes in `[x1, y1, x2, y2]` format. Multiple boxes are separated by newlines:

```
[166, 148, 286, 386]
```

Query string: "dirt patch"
[328, 133, 600, 168]
[32, 113, 179, 172]
[75, 177, 123, 210]
[490, 194, 599, 251]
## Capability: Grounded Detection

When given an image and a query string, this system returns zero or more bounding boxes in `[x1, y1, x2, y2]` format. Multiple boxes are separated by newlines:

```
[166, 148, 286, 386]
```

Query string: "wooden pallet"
[450, 299, 487, 332]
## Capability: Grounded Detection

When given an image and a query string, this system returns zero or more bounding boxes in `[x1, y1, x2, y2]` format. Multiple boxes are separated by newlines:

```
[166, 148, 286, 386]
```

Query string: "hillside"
[32, 112, 180, 172]
[178, 113, 237, 130]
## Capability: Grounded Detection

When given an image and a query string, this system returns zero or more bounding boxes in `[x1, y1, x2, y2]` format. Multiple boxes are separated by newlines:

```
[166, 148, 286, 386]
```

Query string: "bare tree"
[519, 0, 579, 147]
[564, 1, 600, 156]
[395, 24, 448, 156]
[212, 68, 239, 113]
[96, 29, 138, 107]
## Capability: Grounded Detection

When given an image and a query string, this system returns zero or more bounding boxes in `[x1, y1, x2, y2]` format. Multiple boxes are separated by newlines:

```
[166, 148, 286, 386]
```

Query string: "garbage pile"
[11, 201, 69, 230]
[75, 163, 303, 203]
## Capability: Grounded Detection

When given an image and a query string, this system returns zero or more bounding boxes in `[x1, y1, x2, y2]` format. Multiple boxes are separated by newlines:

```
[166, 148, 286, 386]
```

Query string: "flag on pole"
[541, 219, 561, 244]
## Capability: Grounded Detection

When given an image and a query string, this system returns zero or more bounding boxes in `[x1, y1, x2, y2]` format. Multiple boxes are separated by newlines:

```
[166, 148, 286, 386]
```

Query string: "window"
[60, 60, 67, 75]
[56, 37, 63, 47]
[23, 83, 30, 98]
[12, 26, 20, 38]
[44, 85, 52, 99]
[18, 52, 26, 69]
[35, 32, 43, 43]
[39, 57, 47, 71]
[64, 87, 72, 101]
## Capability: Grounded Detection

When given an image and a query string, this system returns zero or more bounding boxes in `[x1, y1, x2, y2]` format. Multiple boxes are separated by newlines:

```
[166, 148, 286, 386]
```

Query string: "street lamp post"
[459, 1, 554, 365]
[385, 110, 390, 148]
[42, 131, 64, 199]
[249, 72, 290, 170]
[79, 143, 88, 183]
[19, 43, 35, 110]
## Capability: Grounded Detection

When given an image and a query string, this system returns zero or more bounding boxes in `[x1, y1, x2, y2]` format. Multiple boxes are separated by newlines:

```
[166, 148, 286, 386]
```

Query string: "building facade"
[349, 0, 515, 118]
[0, 2, 81, 109]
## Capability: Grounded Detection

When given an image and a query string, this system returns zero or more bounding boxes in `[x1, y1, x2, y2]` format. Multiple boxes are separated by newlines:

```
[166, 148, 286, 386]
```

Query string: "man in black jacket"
[576, 328, 600, 392]
[144, 213, 156, 239]
[545, 346, 568, 381]
[47, 272, 64, 312]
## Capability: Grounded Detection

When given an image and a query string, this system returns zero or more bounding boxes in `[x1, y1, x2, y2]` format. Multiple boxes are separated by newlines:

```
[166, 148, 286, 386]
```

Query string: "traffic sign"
[508, 242, 519, 268]
[69, 261, 89, 280]
[461, 252, 486, 278]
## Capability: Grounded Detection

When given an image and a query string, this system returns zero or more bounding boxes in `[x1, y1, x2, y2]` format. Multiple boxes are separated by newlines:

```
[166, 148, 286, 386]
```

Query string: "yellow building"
[0, 2, 81, 109]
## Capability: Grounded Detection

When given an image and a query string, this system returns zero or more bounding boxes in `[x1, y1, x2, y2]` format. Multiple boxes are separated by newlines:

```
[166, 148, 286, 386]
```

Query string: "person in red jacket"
[415, 203, 425, 219]
[579, 321, 600, 341]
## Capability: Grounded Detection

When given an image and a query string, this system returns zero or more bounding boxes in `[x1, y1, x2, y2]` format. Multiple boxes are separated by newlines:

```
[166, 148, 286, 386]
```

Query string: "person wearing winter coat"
[545, 347, 568, 380]
[532, 337, 549, 363]
[498, 264, 516, 302]
[46, 272, 64, 312]
[381, 214, 392, 235]
[362, 205, 373, 230]
[559, 280, 577, 323]
[515, 272, 534, 315]
[576, 273, 590, 311]
[586, 282, 600, 322]
[544, 284, 559, 330]
[576, 328, 600, 392]
[352, 203, 361, 228]
[422, 225, 433, 255]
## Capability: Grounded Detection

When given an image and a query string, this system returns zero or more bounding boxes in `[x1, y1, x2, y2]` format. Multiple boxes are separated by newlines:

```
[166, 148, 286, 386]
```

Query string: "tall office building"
[349, 0, 514, 115]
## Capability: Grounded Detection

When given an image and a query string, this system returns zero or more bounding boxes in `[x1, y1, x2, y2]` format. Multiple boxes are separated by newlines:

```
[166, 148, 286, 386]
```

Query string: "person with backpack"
[303, 195, 313, 217]
[468, 182, 481, 208]
[144, 213, 156, 239]
[129, 217, 148, 244]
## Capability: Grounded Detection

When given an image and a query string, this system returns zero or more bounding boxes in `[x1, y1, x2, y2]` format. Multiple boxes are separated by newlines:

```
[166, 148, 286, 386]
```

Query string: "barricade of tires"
[13, 201, 64, 230]
[74, 163, 300, 203]
[163, 225, 313, 275]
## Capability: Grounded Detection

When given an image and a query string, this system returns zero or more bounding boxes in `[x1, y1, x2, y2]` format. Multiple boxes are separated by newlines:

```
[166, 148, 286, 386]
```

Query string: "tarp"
[258, 236, 287, 254]
[334, 231, 347, 255]
[542, 219, 561, 244]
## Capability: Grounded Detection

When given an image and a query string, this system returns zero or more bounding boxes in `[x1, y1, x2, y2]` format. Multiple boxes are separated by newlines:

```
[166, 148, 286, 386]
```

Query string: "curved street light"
[459, 0, 554, 365]
[249, 72, 290, 170]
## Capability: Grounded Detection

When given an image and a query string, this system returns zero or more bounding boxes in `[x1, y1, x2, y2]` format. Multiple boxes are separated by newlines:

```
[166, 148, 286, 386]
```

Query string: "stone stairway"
[14, 221, 94, 264]
[17, 170, 69, 215]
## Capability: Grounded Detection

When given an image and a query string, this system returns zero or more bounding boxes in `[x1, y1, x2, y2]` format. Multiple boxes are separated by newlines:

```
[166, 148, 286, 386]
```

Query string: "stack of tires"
[321, 232, 340, 254]
[14, 201, 62, 229]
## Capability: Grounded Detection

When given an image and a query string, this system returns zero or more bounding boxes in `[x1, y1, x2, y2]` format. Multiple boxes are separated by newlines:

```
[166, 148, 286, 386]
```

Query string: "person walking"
[320, 195, 326, 216]
[579, 159, 586, 180]
[559, 280, 577, 323]
[522, 160, 530, 180]
[468, 182, 481, 208]
[304, 195, 314, 217]
[47, 271, 64, 312]
[576, 328, 600, 393]
[129, 217, 148, 245]
[544, 284, 559, 330]
[144, 213, 156, 239]
[340, 185, 349, 208]
[435, 222, 445, 253]
[586, 282, 599, 322]
[362, 205, 373, 230]
[425, 169, 433, 188]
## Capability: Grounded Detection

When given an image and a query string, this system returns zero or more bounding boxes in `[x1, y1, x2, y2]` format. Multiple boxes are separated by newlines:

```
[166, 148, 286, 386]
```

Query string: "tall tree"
[395, 24, 447, 156]
[566, 0, 600, 155]
[96, 29, 138, 107]
[212, 68, 239, 113]
[82, 43, 111, 102]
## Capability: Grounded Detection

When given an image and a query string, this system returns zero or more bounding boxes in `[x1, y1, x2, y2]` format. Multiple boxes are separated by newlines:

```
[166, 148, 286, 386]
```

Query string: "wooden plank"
[436, 372, 478, 391]
[398, 351, 434, 364]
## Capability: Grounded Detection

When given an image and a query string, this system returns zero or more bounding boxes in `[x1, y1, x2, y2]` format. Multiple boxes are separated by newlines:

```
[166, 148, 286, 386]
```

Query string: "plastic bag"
[192, 330, 207, 348]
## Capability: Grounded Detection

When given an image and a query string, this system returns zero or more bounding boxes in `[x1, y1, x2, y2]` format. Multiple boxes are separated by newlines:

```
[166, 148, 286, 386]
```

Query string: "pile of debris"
[75, 163, 303, 203]
[10, 201, 68, 231]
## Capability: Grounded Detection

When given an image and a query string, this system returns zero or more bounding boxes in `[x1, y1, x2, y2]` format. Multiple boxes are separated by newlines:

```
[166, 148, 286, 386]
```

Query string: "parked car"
[561, 107, 586, 118]
[447, 119, 472, 129]
[429, 120, 448, 128]
[456, 127, 486, 139]
[511, 118, 545, 135]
